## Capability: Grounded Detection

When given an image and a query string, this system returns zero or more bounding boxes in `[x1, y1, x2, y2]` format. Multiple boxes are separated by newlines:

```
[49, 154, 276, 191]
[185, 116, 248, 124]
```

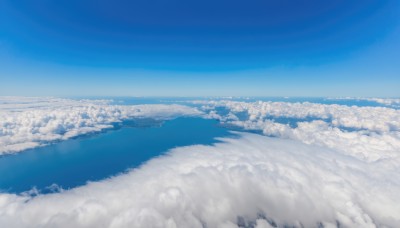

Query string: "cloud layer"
[0, 97, 201, 154]
[194, 100, 400, 162]
[0, 133, 399, 227]
[1, 97, 400, 227]
[326, 97, 400, 108]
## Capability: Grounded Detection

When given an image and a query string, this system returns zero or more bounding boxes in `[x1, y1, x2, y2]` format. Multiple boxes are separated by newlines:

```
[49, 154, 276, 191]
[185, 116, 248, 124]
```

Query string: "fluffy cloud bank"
[0, 133, 399, 227]
[194, 100, 400, 162]
[0, 97, 201, 154]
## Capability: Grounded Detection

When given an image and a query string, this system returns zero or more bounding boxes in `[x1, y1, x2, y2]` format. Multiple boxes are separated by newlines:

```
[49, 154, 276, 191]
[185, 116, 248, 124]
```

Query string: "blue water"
[0, 117, 233, 194]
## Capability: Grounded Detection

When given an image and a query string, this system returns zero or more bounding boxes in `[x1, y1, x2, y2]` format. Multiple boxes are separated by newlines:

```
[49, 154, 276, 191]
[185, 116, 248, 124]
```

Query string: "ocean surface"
[0, 117, 233, 194]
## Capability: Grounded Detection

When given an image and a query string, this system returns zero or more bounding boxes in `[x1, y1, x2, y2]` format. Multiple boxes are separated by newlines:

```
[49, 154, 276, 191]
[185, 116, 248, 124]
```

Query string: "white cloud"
[326, 97, 400, 108]
[0, 133, 399, 227]
[0, 97, 202, 155]
[194, 100, 400, 132]
[194, 100, 400, 162]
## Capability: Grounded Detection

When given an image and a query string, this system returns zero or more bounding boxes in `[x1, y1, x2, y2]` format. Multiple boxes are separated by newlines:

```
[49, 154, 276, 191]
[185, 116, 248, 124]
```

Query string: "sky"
[0, 0, 399, 97]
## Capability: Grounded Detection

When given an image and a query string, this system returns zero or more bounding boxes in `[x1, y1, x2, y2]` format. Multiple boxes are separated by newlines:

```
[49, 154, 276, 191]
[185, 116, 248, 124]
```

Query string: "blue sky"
[0, 0, 399, 97]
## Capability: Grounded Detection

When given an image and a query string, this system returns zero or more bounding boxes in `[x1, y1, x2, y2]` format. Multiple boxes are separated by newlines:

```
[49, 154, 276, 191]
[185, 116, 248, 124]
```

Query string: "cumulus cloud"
[193, 100, 400, 162]
[0, 133, 399, 227]
[0, 97, 202, 154]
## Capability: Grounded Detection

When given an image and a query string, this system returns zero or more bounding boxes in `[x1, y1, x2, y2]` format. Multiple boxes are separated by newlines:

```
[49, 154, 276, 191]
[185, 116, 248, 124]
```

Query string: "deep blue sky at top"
[0, 0, 399, 96]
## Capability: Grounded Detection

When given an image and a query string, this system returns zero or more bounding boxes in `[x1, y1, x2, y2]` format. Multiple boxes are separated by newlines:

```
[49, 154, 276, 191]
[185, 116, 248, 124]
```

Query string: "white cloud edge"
[0, 97, 202, 155]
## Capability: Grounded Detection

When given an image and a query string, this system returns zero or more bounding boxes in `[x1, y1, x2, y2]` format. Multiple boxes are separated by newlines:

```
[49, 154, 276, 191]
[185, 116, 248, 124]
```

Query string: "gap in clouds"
[0, 117, 234, 194]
